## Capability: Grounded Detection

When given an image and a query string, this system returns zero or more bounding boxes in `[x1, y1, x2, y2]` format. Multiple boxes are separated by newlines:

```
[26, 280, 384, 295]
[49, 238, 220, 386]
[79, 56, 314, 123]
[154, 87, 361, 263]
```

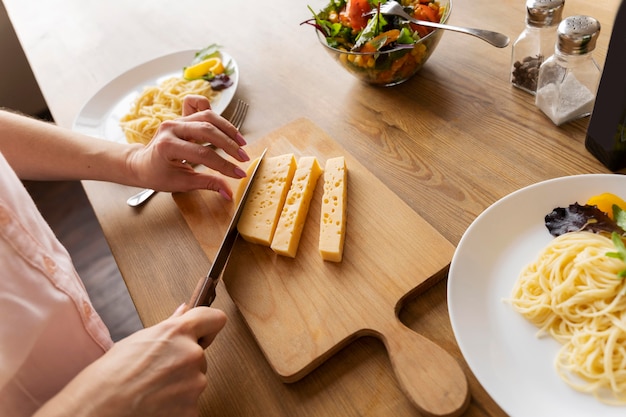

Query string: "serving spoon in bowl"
[369, 1, 510, 48]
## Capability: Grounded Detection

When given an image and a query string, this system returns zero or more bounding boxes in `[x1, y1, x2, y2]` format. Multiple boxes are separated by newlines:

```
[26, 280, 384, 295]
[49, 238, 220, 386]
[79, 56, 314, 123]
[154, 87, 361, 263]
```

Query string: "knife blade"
[191, 148, 267, 307]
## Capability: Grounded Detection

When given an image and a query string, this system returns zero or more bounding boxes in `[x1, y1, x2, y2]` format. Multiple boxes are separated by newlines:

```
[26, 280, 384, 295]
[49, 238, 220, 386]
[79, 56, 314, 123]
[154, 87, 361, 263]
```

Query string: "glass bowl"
[316, 0, 451, 87]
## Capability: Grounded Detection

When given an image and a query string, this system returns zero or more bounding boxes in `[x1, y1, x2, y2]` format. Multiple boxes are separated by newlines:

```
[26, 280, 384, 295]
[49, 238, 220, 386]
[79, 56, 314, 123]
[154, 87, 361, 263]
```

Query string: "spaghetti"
[120, 77, 219, 145]
[508, 231, 626, 405]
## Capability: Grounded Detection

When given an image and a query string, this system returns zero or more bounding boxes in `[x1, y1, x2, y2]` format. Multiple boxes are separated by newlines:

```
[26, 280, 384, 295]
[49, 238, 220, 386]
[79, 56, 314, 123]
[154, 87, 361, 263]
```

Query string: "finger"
[179, 121, 249, 163]
[153, 136, 249, 181]
[158, 119, 249, 163]
[176, 102, 247, 148]
[182, 95, 212, 116]
[188, 341, 209, 376]
[175, 110, 247, 147]
[166, 171, 235, 200]
[171, 302, 189, 317]
[198, 353, 208, 375]
[184, 307, 228, 349]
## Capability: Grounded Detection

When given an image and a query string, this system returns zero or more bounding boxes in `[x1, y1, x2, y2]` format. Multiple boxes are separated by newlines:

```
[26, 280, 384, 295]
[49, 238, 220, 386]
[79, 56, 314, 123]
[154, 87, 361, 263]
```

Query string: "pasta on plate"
[507, 231, 626, 405]
[120, 77, 219, 145]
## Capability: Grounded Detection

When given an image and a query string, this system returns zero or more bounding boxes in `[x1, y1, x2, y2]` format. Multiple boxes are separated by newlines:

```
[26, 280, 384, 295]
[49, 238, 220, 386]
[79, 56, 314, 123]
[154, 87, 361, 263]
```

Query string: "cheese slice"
[237, 153, 297, 246]
[233, 157, 261, 204]
[270, 156, 323, 257]
[319, 157, 347, 262]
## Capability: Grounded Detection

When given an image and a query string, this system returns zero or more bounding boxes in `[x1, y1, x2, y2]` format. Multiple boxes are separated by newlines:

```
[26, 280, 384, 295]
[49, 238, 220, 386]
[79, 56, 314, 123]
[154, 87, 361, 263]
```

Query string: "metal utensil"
[369, 1, 510, 48]
[190, 148, 267, 307]
[126, 187, 157, 207]
[126, 99, 250, 207]
[228, 98, 249, 131]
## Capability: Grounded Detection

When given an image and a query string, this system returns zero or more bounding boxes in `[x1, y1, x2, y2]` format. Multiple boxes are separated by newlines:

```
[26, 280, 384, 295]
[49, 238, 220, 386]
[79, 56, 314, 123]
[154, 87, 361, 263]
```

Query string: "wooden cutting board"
[173, 118, 469, 417]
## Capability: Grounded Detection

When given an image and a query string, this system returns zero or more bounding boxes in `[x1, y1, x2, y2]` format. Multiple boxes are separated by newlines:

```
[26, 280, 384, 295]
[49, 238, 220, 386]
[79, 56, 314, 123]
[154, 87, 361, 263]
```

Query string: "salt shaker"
[535, 15, 601, 126]
[510, 0, 565, 94]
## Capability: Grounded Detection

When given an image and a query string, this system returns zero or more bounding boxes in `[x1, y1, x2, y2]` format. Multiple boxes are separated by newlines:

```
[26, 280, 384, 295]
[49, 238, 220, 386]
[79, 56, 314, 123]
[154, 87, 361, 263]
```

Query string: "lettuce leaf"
[544, 203, 625, 237]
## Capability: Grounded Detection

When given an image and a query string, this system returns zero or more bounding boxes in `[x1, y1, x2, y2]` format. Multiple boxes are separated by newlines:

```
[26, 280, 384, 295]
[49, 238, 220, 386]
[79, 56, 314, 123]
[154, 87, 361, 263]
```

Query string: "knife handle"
[189, 276, 217, 307]
[189, 277, 205, 307]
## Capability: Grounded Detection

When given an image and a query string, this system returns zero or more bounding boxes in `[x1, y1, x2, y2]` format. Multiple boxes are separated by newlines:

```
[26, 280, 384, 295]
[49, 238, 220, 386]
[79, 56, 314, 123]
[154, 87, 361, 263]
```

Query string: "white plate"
[448, 174, 626, 417]
[72, 49, 238, 143]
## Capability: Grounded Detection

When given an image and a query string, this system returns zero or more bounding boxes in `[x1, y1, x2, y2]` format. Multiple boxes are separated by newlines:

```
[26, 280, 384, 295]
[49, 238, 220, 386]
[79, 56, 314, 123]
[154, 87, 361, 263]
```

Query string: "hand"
[127, 95, 250, 200]
[35, 304, 227, 417]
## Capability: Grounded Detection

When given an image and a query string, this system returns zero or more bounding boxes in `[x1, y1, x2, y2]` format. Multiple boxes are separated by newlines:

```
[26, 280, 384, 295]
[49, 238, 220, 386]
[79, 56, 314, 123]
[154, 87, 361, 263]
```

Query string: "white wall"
[1, 1, 48, 116]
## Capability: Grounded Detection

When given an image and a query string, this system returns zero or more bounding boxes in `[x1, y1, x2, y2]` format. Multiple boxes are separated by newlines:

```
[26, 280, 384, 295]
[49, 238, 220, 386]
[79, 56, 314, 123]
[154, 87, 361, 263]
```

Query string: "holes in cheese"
[270, 156, 323, 258]
[237, 153, 297, 246]
[319, 156, 347, 262]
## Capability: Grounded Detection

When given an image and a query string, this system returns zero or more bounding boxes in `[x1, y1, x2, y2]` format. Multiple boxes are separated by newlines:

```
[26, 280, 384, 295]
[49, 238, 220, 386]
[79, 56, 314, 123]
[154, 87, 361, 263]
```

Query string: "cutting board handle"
[376, 317, 470, 417]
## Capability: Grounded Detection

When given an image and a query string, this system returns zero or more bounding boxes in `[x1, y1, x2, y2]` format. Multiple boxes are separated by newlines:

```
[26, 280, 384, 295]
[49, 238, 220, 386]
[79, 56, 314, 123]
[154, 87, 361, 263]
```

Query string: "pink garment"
[0, 151, 114, 416]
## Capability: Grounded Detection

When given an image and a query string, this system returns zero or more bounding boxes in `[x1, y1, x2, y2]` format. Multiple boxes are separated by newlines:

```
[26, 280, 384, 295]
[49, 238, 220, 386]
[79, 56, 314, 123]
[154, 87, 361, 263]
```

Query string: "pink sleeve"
[0, 152, 114, 416]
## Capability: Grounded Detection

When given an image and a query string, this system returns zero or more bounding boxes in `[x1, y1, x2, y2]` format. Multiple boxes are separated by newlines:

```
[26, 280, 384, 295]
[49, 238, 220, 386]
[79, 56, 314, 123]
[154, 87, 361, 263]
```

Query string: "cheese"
[233, 157, 260, 204]
[270, 156, 323, 257]
[319, 157, 347, 262]
[237, 153, 297, 246]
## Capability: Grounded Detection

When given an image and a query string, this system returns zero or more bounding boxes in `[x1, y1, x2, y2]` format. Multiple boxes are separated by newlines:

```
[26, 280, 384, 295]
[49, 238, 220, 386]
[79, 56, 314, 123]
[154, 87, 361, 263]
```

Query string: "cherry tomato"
[346, 0, 371, 31]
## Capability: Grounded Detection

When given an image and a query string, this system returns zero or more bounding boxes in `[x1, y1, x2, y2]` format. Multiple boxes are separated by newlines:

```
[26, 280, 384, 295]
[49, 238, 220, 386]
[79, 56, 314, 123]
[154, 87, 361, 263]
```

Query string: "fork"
[126, 99, 250, 207]
[369, 1, 509, 48]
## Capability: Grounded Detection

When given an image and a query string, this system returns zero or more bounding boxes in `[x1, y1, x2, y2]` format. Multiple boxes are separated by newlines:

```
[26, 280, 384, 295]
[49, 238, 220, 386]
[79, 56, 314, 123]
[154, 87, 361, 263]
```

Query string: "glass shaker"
[535, 15, 601, 126]
[510, 0, 565, 94]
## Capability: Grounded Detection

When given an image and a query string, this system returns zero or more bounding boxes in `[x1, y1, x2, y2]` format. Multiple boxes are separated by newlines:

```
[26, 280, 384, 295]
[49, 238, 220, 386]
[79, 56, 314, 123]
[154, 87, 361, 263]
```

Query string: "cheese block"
[270, 156, 323, 257]
[319, 157, 347, 262]
[237, 153, 297, 246]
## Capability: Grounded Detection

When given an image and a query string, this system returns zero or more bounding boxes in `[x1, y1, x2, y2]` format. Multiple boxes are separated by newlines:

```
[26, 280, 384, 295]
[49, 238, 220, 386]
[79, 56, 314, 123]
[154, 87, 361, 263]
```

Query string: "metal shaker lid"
[526, 0, 565, 27]
[557, 15, 601, 54]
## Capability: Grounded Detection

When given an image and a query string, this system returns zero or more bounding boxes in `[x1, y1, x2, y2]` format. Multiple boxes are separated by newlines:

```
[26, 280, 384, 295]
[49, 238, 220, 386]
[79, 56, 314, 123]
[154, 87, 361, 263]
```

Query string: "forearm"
[1, 102, 250, 195]
[0, 110, 141, 184]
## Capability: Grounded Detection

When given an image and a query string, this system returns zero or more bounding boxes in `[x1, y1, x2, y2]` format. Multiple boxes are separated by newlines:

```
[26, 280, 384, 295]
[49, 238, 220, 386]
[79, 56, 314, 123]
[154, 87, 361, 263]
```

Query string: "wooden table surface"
[3, 0, 622, 415]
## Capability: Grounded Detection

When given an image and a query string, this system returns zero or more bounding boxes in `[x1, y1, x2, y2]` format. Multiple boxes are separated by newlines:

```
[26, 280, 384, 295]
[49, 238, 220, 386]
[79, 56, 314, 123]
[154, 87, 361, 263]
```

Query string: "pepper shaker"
[510, 0, 565, 94]
[535, 15, 601, 126]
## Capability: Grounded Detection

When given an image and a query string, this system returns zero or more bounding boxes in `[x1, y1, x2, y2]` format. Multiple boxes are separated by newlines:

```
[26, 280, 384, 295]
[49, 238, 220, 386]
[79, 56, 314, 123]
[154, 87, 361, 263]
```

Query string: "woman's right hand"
[35, 304, 227, 417]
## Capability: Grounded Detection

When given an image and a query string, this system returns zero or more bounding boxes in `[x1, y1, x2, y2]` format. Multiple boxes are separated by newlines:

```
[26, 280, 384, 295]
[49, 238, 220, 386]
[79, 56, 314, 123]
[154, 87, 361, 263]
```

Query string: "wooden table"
[3, 0, 622, 415]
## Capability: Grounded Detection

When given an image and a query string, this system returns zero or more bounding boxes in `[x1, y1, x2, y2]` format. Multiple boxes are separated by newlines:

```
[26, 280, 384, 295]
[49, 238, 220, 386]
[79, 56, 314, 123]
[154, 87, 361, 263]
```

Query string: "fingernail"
[173, 302, 188, 315]
[218, 188, 232, 201]
[235, 133, 247, 146]
[234, 166, 247, 179]
[237, 148, 250, 161]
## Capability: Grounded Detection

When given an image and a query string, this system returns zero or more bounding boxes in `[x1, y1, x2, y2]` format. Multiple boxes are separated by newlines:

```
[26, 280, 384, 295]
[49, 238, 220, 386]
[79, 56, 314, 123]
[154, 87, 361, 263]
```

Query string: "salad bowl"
[309, 0, 451, 87]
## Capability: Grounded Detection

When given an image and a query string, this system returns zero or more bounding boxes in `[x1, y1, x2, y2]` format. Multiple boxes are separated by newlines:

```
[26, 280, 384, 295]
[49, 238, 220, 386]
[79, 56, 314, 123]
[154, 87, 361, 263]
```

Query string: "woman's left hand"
[127, 95, 250, 200]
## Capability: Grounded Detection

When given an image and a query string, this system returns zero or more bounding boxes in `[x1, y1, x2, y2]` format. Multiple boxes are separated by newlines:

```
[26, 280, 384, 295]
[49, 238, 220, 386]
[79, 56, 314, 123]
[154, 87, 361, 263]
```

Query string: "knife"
[191, 148, 267, 307]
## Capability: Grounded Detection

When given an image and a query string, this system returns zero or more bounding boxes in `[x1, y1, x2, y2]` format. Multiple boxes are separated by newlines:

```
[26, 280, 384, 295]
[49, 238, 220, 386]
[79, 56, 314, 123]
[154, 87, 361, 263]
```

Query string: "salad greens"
[607, 205, 626, 279]
[606, 232, 626, 279]
[545, 201, 626, 281]
[303, 0, 444, 53]
[544, 203, 625, 237]
[190, 44, 223, 65]
[184, 44, 234, 90]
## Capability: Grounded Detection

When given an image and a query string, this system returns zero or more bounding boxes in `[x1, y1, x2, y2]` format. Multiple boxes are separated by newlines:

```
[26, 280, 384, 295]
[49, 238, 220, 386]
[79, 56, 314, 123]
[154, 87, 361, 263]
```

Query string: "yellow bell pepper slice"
[586, 192, 626, 219]
[183, 57, 224, 80]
